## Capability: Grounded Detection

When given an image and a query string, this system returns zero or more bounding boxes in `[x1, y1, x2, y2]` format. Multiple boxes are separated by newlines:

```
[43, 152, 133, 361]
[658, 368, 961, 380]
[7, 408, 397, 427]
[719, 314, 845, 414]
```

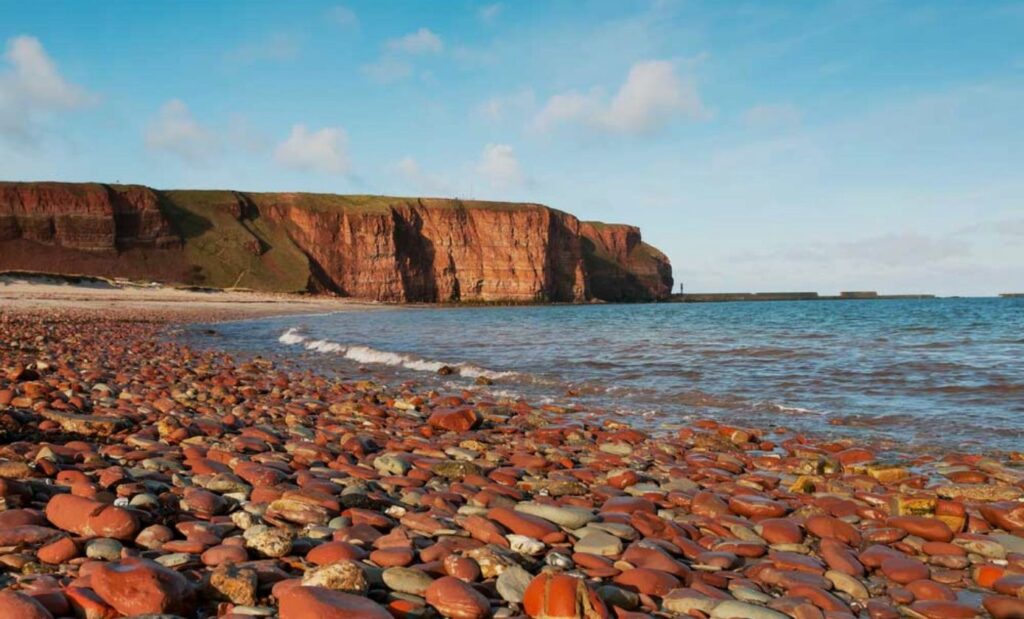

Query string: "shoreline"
[0, 299, 1022, 617]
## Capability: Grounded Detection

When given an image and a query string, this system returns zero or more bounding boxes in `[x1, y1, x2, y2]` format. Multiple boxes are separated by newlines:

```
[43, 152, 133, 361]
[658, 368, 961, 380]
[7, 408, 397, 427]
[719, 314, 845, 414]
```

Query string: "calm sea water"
[201, 298, 1024, 452]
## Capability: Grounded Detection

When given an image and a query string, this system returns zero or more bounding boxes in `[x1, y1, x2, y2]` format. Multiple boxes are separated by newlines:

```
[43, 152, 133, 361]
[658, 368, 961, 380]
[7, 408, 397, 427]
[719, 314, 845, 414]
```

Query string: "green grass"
[159, 190, 311, 292]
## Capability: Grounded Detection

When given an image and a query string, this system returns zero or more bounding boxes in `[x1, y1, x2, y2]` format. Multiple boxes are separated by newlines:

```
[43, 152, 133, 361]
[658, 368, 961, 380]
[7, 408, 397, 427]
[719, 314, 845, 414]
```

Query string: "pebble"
[382, 567, 435, 596]
[85, 537, 123, 561]
[0, 309, 1021, 619]
[425, 576, 491, 619]
[495, 564, 532, 603]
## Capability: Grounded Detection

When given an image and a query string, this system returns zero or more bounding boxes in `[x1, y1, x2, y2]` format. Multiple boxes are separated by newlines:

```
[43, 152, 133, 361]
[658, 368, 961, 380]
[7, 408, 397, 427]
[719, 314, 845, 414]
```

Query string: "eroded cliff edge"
[0, 181, 672, 302]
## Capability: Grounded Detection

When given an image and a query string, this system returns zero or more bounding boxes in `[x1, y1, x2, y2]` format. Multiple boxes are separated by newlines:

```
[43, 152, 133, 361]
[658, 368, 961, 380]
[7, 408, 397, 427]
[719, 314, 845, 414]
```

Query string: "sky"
[1, 1, 1022, 296]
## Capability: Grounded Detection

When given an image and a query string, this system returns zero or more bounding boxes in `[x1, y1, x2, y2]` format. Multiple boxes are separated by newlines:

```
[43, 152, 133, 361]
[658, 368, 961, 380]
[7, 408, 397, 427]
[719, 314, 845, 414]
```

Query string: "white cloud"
[0, 35, 92, 142]
[361, 57, 413, 84]
[743, 103, 802, 129]
[327, 5, 359, 29]
[531, 91, 600, 134]
[386, 28, 443, 55]
[144, 99, 216, 161]
[479, 3, 503, 23]
[275, 124, 350, 175]
[476, 143, 524, 189]
[531, 60, 707, 136]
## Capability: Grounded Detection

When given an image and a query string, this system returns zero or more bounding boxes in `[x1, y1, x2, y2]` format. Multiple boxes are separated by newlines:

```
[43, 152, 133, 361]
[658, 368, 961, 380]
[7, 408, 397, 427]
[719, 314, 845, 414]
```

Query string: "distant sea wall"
[675, 291, 937, 303]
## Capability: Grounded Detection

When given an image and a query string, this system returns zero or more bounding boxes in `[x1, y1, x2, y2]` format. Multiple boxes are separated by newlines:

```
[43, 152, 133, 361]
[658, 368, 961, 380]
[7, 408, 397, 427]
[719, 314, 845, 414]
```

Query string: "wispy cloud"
[477, 143, 525, 190]
[0, 35, 94, 144]
[361, 57, 413, 84]
[274, 124, 351, 175]
[326, 5, 359, 30]
[478, 3, 503, 23]
[477, 89, 535, 123]
[362, 27, 443, 84]
[144, 99, 216, 162]
[386, 28, 443, 55]
[531, 60, 708, 136]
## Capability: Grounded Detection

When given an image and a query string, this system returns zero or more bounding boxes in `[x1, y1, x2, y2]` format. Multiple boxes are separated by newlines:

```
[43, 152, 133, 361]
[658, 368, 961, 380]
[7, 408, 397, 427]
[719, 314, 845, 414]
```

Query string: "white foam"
[305, 339, 345, 353]
[277, 328, 514, 380]
[279, 328, 307, 345]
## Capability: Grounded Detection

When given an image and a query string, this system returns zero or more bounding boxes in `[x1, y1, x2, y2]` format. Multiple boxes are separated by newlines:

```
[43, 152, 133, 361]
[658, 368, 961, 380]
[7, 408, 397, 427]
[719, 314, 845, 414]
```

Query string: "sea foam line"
[277, 328, 515, 379]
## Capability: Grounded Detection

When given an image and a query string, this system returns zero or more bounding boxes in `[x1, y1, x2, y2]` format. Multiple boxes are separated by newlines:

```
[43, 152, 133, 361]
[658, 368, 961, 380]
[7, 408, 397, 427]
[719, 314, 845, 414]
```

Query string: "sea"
[196, 298, 1024, 453]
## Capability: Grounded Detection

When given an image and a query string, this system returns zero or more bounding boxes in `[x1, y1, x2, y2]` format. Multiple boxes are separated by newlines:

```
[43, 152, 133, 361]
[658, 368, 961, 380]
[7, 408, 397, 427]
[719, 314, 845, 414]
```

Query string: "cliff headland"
[0, 182, 672, 303]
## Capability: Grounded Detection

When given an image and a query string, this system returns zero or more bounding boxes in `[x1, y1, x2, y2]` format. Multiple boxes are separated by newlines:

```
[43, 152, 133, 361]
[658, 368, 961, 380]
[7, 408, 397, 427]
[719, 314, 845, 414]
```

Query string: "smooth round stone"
[85, 538, 123, 561]
[307, 541, 366, 565]
[909, 600, 983, 618]
[888, 516, 954, 543]
[129, 493, 160, 508]
[515, 502, 597, 529]
[662, 589, 717, 615]
[728, 494, 788, 519]
[425, 576, 490, 619]
[710, 600, 789, 619]
[985, 595, 1024, 619]
[91, 557, 194, 616]
[279, 586, 391, 619]
[370, 546, 415, 567]
[574, 530, 623, 557]
[880, 556, 930, 584]
[758, 518, 803, 545]
[612, 568, 680, 597]
[383, 567, 434, 596]
[202, 544, 248, 566]
[45, 494, 140, 540]
[37, 536, 78, 564]
[0, 590, 52, 619]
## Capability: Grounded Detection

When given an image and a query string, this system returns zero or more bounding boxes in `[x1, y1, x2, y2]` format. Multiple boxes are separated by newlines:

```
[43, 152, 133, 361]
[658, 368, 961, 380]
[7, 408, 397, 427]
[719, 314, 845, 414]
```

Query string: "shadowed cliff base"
[0, 181, 672, 303]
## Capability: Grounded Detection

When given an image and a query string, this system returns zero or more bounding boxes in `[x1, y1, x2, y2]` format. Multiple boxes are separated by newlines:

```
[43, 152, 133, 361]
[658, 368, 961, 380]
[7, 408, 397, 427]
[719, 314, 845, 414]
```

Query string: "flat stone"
[382, 567, 434, 596]
[514, 502, 597, 529]
[710, 600, 789, 619]
[574, 530, 623, 556]
[496, 564, 532, 603]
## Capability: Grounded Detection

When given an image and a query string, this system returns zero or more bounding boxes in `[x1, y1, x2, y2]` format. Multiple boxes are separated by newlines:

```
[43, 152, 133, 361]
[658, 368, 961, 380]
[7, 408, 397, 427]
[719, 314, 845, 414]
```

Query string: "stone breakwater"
[0, 310, 1023, 618]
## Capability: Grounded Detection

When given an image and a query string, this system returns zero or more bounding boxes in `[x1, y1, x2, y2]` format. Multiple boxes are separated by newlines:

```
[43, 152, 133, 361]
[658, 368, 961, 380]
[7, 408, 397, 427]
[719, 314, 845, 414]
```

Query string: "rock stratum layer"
[0, 181, 672, 302]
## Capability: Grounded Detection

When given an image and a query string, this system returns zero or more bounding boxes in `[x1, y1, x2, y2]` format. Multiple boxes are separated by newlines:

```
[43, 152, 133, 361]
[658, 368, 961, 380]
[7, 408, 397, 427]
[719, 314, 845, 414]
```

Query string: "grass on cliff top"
[159, 190, 311, 292]
[241, 191, 551, 214]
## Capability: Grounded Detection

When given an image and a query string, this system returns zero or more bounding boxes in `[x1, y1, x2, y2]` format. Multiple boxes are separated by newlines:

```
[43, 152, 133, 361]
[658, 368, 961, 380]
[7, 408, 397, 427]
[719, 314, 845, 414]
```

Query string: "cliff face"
[0, 181, 671, 302]
[256, 195, 588, 302]
[580, 222, 673, 301]
[0, 182, 179, 252]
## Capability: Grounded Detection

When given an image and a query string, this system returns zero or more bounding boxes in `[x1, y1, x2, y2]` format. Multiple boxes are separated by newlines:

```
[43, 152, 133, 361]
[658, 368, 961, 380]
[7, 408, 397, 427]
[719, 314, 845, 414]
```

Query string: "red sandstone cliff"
[0, 181, 671, 302]
[579, 221, 673, 301]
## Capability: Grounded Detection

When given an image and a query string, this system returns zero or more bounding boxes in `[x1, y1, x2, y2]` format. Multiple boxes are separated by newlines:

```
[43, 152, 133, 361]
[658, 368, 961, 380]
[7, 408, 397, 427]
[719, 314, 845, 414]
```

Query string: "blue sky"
[2, 1, 1022, 295]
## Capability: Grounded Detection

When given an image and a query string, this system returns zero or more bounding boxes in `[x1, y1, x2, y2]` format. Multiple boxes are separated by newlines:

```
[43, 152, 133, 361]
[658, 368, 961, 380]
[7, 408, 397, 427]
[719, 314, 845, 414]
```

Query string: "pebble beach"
[1, 301, 1024, 619]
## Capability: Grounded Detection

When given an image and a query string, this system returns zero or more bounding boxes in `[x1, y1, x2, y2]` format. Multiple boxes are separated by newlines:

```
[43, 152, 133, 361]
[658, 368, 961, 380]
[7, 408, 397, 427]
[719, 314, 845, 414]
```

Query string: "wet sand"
[0, 293, 1022, 618]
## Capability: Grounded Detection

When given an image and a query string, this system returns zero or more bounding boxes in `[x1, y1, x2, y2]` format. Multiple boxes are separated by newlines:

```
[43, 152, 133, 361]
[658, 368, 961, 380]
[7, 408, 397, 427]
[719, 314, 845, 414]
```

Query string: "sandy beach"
[0, 286, 1023, 618]
[0, 274, 383, 322]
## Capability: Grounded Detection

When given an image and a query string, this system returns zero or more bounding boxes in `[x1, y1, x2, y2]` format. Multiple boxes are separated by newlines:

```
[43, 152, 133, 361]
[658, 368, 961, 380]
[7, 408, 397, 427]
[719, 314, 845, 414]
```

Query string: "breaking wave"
[277, 328, 515, 380]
